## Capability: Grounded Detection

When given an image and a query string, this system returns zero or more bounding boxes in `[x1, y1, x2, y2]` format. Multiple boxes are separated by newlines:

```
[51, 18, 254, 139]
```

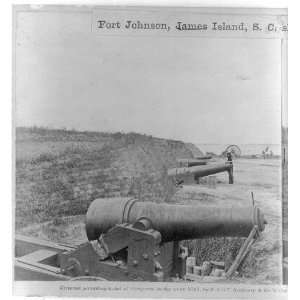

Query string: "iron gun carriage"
[15, 197, 266, 281]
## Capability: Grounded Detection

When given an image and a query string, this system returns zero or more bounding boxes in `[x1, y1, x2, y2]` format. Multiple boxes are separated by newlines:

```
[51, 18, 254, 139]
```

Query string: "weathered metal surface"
[168, 162, 232, 178]
[86, 197, 266, 243]
[15, 198, 266, 282]
[167, 162, 234, 184]
[176, 158, 208, 167]
[195, 155, 213, 160]
[15, 193, 266, 282]
[60, 225, 167, 281]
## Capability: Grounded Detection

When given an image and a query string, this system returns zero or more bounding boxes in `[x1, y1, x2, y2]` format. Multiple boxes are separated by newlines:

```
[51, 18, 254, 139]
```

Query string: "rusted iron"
[167, 162, 234, 184]
[177, 158, 208, 167]
[195, 155, 213, 160]
[84, 197, 266, 281]
[15, 198, 267, 282]
[86, 197, 266, 243]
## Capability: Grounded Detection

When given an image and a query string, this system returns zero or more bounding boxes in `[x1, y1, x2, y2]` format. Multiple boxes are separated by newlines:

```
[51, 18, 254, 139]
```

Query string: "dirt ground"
[19, 157, 283, 284]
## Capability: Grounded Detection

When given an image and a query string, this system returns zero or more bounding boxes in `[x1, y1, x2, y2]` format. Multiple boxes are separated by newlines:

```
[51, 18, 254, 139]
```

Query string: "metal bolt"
[142, 254, 149, 260]
[85, 269, 89, 275]
[154, 251, 160, 256]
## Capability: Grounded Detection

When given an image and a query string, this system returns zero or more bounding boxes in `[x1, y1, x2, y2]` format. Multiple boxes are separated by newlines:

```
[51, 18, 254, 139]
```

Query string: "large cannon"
[82, 197, 266, 281]
[168, 162, 234, 185]
[15, 197, 266, 282]
[86, 198, 265, 242]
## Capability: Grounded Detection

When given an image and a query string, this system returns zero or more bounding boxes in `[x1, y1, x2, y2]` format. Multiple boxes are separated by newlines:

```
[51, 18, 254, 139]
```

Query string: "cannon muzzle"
[86, 197, 266, 243]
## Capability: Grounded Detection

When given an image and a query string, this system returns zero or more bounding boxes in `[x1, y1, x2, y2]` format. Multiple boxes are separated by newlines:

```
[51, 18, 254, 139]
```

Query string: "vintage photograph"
[13, 5, 287, 298]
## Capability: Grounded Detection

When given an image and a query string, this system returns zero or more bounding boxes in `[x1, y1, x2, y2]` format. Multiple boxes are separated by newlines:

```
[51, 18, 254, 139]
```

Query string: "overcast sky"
[15, 11, 282, 144]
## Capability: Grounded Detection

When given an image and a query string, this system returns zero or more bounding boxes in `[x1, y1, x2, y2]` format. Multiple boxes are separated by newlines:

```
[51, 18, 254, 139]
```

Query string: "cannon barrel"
[177, 158, 208, 167]
[195, 155, 212, 160]
[168, 162, 234, 184]
[86, 197, 266, 243]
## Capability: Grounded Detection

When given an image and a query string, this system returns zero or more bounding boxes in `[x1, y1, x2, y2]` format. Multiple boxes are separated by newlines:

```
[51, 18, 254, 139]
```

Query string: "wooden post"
[225, 226, 258, 278]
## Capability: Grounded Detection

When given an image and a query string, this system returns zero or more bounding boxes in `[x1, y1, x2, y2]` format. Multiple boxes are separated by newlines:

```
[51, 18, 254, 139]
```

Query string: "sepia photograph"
[12, 5, 287, 298]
